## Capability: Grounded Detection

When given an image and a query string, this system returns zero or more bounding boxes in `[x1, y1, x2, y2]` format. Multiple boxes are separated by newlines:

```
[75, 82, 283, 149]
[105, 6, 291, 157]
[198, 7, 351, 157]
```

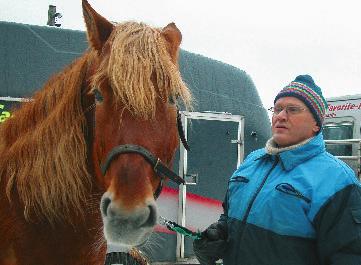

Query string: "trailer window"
[323, 122, 353, 156]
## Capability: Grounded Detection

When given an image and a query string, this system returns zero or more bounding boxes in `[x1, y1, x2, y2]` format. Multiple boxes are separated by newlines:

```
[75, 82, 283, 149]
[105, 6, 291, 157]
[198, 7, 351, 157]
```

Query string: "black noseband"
[100, 144, 185, 199]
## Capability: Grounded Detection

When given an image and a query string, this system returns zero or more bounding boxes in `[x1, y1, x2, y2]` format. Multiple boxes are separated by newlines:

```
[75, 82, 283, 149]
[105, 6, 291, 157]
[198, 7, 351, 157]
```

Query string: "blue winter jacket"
[221, 133, 361, 265]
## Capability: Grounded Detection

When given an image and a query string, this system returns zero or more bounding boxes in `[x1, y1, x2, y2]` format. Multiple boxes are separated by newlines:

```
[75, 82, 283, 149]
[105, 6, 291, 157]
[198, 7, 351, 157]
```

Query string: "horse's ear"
[82, 0, 114, 52]
[161, 23, 182, 62]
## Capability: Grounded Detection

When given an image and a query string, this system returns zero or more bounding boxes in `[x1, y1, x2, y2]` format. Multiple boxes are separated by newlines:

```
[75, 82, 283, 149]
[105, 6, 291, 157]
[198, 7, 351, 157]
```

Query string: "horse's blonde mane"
[0, 53, 93, 223]
[92, 21, 192, 118]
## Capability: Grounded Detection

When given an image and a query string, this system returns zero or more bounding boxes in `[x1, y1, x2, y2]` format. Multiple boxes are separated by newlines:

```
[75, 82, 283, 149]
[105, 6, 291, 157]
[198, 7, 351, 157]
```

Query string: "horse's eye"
[168, 96, 175, 105]
[169, 94, 179, 105]
[94, 89, 104, 103]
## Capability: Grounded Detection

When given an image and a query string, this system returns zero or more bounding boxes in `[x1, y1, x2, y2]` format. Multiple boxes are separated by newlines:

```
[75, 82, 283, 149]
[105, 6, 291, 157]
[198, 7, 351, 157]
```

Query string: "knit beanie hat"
[274, 75, 328, 129]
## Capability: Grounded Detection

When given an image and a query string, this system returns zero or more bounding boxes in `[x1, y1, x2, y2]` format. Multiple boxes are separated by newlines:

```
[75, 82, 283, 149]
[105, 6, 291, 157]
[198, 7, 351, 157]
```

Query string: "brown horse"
[0, 1, 191, 264]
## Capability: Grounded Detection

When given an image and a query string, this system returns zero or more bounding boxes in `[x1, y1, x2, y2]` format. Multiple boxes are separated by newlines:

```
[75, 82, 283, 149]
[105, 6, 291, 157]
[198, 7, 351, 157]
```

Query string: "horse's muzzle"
[100, 192, 157, 246]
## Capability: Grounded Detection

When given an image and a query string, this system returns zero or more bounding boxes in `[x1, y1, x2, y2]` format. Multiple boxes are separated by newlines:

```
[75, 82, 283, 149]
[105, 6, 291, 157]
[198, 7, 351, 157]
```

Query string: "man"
[194, 75, 361, 265]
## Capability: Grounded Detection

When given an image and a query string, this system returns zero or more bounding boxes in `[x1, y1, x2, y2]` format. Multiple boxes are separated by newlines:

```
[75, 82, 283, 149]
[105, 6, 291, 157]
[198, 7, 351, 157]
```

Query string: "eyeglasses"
[268, 105, 306, 116]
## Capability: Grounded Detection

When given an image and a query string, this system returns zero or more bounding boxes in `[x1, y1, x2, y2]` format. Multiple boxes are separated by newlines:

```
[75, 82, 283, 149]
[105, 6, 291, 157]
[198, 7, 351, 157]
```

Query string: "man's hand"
[193, 222, 227, 265]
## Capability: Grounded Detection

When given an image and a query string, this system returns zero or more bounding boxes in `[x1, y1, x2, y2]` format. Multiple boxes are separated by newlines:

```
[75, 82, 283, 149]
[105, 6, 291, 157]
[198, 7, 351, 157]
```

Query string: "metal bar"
[176, 113, 188, 260]
[0, 96, 30, 102]
[237, 117, 245, 168]
[335, 156, 360, 160]
[325, 139, 361, 144]
[181, 111, 243, 122]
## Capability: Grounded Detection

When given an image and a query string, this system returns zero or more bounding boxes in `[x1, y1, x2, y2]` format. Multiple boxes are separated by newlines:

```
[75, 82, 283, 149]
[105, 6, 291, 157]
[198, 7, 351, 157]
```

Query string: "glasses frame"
[268, 105, 307, 116]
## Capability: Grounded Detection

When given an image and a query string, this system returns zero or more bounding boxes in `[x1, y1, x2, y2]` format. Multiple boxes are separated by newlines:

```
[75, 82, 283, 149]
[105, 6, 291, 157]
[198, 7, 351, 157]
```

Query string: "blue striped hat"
[274, 75, 328, 129]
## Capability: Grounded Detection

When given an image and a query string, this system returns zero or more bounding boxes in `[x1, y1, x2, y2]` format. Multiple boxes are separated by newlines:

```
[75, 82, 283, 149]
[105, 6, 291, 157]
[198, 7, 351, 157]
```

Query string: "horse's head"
[82, 0, 191, 247]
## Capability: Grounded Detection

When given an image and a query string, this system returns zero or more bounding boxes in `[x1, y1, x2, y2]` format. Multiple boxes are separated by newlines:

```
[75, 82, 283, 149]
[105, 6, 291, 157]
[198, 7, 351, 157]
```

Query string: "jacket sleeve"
[218, 189, 229, 224]
[314, 184, 361, 265]
[193, 188, 229, 265]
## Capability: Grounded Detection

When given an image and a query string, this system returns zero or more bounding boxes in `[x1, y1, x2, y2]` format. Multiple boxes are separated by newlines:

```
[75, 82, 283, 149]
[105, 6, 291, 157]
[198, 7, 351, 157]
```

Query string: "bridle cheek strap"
[100, 144, 185, 198]
[177, 109, 190, 151]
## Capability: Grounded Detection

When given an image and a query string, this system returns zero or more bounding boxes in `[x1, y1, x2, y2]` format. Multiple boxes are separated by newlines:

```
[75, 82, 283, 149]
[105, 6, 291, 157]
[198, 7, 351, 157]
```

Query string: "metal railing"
[324, 139, 361, 178]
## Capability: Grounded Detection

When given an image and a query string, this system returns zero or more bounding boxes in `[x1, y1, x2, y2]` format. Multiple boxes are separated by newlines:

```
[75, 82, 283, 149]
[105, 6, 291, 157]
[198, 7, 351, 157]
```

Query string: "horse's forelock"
[0, 53, 93, 224]
[92, 21, 192, 119]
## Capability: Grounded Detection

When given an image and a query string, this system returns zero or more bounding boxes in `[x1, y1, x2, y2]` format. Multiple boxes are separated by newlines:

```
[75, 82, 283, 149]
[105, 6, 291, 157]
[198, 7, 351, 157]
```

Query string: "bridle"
[83, 85, 189, 199]
[100, 143, 184, 199]
[97, 106, 189, 199]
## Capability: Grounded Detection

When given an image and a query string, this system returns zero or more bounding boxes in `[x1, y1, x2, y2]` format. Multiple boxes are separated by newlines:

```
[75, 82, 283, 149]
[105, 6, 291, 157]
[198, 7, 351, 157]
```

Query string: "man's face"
[272, 97, 320, 147]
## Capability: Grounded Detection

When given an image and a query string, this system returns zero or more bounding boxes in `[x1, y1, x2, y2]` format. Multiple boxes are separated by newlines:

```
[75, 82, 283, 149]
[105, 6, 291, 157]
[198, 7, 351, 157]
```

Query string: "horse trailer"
[0, 21, 271, 264]
[324, 94, 361, 179]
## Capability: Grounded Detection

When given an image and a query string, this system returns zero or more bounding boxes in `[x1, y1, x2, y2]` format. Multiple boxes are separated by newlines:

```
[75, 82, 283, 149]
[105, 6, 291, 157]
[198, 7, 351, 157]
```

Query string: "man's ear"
[312, 124, 320, 134]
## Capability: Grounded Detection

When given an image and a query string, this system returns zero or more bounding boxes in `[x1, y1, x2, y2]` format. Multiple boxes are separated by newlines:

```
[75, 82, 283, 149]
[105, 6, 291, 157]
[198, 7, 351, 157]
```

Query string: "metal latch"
[231, 139, 243, 145]
[185, 173, 198, 185]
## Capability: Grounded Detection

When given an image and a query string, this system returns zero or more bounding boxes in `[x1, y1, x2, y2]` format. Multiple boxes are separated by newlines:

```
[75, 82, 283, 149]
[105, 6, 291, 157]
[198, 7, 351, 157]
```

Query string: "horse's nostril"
[142, 204, 157, 228]
[101, 197, 111, 217]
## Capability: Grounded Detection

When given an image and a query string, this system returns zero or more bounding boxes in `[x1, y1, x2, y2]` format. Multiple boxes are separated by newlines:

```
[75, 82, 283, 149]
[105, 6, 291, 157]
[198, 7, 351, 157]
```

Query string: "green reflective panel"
[0, 100, 19, 124]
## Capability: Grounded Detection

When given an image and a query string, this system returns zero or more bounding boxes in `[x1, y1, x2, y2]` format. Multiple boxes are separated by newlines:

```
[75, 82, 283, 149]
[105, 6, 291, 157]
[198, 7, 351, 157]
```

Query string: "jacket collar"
[256, 133, 326, 171]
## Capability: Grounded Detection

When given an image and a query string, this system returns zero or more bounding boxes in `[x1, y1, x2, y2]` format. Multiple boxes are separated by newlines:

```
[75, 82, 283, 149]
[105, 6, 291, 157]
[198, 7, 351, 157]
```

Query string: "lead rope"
[158, 216, 202, 240]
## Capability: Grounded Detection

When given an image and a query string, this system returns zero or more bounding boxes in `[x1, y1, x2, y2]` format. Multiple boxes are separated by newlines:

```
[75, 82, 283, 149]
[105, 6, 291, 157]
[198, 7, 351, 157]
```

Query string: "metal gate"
[176, 111, 244, 261]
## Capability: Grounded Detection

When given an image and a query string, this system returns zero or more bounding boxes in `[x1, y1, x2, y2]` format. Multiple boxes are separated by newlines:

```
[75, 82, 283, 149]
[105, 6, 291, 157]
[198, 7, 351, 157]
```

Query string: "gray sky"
[1, 0, 361, 108]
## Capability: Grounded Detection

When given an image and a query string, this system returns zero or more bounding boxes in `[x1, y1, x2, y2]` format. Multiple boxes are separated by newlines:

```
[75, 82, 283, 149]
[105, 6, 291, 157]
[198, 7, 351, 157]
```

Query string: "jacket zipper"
[242, 155, 279, 222]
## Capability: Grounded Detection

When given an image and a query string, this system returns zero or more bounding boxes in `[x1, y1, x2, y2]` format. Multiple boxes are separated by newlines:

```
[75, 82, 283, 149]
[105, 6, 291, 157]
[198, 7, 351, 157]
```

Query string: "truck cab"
[324, 94, 361, 178]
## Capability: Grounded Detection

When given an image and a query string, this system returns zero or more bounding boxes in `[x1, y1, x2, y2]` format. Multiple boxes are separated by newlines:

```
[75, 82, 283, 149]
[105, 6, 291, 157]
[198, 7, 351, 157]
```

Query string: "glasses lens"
[270, 105, 305, 115]
[287, 106, 298, 114]
[273, 107, 283, 115]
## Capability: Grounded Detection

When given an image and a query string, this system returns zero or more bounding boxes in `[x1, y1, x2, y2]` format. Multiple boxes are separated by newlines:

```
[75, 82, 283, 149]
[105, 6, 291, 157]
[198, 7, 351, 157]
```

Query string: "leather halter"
[90, 88, 189, 199]
[100, 144, 185, 199]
